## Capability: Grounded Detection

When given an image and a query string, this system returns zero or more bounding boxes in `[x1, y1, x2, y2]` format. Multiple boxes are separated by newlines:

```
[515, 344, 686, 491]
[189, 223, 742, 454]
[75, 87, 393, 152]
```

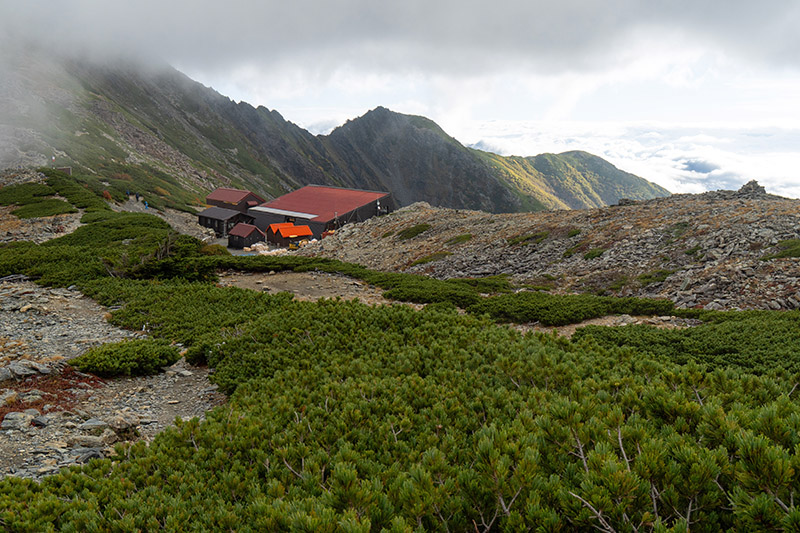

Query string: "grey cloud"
[678, 171, 743, 191]
[682, 159, 720, 174]
[1, 0, 797, 77]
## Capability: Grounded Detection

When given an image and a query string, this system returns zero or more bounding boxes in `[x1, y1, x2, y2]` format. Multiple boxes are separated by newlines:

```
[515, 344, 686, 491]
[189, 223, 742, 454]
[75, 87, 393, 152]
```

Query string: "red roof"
[228, 223, 265, 238]
[268, 222, 296, 234]
[277, 225, 313, 238]
[207, 188, 265, 204]
[260, 186, 388, 223]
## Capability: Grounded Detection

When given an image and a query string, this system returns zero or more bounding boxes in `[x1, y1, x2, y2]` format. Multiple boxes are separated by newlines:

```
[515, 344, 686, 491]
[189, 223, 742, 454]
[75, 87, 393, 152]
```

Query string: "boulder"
[68, 435, 106, 448]
[0, 367, 15, 382]
[1, 411, 34, 430]
[79, 418, 109, 435]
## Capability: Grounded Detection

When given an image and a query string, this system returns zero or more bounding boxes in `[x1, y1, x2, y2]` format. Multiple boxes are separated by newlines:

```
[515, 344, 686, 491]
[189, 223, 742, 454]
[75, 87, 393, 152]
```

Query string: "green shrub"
[0, 182, 55, 205]
[507, 231, 548, 246]
[567, 228, 581, 238]
[445, 233, 472, 245]
[410, 251, 452, 266]
[396, 223, 431, 240]
[69, 338, 180, 376]
[762, 239, 800, 260]
[608, 276, 628, 292]
[5, 225, 800, 530]
[574, 310, 800, 374]
[200, 244, 231, 256]
[563, 244, 580, 258]
[11, 199, 78, 218]
[468, 291, 674, 326]
[40, 168, 110, 211]
[685, 245, 702, 256]
[637, 269, 675, 286]
[583, 247, 606, 260]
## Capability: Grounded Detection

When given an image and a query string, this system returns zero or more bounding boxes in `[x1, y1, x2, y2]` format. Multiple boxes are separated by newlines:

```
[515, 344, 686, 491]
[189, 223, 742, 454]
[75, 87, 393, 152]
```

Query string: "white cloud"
[458, 120, 800, 197]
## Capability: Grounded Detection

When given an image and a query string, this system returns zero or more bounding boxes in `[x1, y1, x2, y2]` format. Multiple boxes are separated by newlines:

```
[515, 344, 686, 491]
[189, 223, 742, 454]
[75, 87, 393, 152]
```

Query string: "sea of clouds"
[456, 121, 800, 198]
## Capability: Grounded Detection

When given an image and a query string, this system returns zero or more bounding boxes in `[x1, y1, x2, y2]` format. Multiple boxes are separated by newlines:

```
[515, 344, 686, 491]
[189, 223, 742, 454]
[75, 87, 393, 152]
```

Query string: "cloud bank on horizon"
[2, 0, 799, 196]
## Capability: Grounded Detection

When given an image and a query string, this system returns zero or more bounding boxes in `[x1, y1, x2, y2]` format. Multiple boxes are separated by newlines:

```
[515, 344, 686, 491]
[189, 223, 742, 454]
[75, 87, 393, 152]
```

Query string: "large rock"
[1, 411, 34, 430]
[738, 180, 766, 196]
[1, 389, 18, 405]
[68, 435, 106, 448]
[108, 410, 140, 439]
[79, 418, 109, 435]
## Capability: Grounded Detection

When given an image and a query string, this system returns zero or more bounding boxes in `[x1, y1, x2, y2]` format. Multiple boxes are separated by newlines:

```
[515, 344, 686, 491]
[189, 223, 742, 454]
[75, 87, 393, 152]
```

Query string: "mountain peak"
[1, 51, 669, 214]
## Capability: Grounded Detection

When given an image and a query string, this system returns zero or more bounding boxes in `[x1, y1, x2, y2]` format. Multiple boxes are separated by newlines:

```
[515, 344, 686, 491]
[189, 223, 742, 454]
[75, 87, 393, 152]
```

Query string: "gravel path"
[0, 280, 225, 480]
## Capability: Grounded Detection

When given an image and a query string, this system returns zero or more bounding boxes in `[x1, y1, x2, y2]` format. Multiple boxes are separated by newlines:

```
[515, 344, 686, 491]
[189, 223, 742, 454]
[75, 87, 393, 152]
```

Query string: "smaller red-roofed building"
[271, 224, 314, 247]
[206, 188, 266, 213]
[265, 222, 297, 244]
[227, 223, 266, 249]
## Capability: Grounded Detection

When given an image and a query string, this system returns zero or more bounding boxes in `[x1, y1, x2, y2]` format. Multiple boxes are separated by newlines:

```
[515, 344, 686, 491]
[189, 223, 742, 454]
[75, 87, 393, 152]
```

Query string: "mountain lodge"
[248, 185, 392, 238]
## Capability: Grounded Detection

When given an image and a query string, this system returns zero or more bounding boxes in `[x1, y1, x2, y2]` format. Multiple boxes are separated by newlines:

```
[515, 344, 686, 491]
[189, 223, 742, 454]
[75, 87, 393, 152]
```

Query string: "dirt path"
[217, 270, 411, 307]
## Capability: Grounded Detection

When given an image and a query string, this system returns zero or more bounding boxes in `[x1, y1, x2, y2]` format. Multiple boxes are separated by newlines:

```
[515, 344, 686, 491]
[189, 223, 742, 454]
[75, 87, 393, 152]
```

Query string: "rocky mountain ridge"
[1, 48, 668, 212]
[303, 181, 800, 311]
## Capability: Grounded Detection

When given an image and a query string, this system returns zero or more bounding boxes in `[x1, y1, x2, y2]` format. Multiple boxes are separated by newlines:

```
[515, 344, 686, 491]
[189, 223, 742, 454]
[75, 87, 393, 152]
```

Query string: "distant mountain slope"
[0, 48, 669, 212]
[478, 149, 670, 210]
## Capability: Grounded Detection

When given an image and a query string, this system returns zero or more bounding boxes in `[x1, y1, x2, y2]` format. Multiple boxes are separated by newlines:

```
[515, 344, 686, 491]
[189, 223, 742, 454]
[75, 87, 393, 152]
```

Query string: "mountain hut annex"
[197, 206, 254, 237]
[227, 223, 266, 249]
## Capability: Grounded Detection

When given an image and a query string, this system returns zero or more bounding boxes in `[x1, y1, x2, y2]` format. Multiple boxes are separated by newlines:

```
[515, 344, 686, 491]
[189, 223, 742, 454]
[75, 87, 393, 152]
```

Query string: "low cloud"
[460, 121, 800, 198]
[681, 159, 721, 175]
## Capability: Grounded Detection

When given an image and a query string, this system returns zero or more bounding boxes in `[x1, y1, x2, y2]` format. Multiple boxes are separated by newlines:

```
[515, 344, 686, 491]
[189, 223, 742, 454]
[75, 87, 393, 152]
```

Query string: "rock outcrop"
[303, 182, 800, 311]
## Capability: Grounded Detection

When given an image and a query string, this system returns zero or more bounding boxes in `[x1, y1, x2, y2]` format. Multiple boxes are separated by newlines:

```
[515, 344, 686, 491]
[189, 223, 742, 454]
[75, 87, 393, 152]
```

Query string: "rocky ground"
[302, 181, 800, 311]
[0, 279, 226, 480]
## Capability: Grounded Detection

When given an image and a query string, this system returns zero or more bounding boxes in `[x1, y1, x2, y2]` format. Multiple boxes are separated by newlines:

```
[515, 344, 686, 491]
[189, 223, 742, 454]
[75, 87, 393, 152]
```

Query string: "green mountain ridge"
[0, 49, 669, 212]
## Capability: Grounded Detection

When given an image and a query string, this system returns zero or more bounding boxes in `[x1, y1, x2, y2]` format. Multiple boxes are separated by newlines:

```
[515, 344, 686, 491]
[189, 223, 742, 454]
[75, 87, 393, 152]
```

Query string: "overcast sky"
[3, 0, 800, 196]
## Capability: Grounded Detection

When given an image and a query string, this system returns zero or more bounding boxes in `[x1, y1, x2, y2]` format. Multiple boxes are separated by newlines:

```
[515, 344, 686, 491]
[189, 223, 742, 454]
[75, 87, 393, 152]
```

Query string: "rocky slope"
[303, 181, 800, 311]
[1, 47, 668, 213]
[0, 279, 226, 481]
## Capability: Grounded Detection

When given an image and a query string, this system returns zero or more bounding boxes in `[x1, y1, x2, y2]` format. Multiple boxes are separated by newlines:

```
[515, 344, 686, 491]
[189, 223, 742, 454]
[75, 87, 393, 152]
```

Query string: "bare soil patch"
[217, 270, 410, 307]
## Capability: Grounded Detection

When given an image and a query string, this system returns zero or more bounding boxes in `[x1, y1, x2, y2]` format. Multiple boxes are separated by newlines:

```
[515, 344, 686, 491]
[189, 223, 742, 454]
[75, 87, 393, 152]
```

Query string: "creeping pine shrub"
[507, 231, 548, 246]
[410, 251, 452, 266]
[583, 247, 606, 260]
[0, 182, 55, 205]
[69, 339, 180, 376]
[200, 244, 230, 256]
[396, 223, 431, 240]
[445, 233, 472, 246]
[12, 199, 77, 219]
[762, 239, 800, 260]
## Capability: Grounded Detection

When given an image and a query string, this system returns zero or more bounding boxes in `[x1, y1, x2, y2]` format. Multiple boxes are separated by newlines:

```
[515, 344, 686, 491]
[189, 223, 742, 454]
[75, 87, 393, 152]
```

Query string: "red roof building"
[277, 225, 313, 239]
[268, 222, 296, 234]
[266, 224, 314, 246]
[206, 188, 266, 213]
[249, 185, 392, 237]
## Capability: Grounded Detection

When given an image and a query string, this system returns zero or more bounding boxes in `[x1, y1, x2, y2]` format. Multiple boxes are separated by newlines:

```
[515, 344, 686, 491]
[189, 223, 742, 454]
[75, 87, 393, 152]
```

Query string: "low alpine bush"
[69, 338, 180, 376]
